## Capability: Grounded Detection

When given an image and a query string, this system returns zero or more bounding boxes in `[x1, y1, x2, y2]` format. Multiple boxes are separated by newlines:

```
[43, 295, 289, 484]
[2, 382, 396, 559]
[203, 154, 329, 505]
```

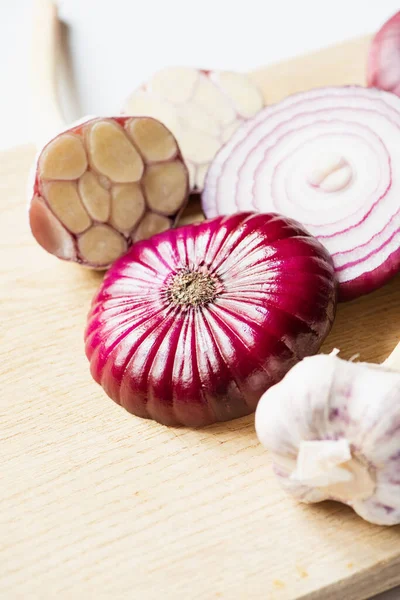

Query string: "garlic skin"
[255, 354, 400, 525]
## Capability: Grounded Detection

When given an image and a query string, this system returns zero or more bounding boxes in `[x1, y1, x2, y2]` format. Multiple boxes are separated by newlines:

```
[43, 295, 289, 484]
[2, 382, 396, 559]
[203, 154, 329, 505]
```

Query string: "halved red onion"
[85, 212, 336, 427]
[29, 116, 189, 268]
[122, 67, 265, 192]
[367, 12, 400, 96]
[202, 86, 400, 301]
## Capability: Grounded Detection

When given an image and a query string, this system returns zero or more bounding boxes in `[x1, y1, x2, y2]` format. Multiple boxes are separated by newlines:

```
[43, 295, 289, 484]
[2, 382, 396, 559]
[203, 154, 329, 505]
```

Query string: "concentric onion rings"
[203, 86, 400, 300]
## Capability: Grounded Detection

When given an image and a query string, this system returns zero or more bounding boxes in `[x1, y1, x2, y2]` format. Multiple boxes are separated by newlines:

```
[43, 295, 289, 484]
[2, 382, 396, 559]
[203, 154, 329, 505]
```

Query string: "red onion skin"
[340, 245, 400, 301]
[85, 213, 337, 427]
[367, 12, 400, 96]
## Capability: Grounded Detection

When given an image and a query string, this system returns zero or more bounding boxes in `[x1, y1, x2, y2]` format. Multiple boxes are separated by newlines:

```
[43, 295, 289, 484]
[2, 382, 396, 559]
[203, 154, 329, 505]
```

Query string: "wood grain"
[250, 35, 372, 102]
[1, 37, 400, 600]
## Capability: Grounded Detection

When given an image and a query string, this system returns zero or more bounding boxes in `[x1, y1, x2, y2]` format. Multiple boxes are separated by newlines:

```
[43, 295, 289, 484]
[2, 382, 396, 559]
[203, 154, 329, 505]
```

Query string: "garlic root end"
[290, 439, 352, 486]
[290, 439, 376, 503]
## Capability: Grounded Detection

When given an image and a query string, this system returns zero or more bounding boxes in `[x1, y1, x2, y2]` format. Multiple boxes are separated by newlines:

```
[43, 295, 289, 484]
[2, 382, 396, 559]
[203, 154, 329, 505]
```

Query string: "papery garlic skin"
[255, 354, 400, 525]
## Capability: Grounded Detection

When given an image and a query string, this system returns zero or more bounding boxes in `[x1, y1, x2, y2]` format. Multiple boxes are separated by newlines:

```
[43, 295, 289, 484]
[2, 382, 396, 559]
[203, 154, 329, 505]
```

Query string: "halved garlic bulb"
[28, 116, 189, 268]
[122, 67, 264, 191]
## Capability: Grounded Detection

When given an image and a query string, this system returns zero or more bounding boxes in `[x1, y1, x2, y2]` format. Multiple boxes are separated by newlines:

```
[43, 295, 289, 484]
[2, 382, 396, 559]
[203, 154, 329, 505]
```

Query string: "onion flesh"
[85, 212, 337, 427]
[367, 12, 400, 96]
[122, 67, 264, 192]
[29, 116, 189, 268]
[202, 86, 400, 301]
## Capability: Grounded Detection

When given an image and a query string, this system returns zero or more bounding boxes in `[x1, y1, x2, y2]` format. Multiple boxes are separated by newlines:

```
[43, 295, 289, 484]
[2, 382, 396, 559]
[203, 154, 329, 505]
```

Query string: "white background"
[2, 0, 400, 150]
[2, 1, 400, 598]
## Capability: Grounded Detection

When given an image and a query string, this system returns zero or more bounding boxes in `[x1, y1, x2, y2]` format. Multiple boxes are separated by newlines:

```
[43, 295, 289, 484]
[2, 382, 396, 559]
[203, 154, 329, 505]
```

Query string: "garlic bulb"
[29, 116, 189, 268]
[255, 344, 400, 525]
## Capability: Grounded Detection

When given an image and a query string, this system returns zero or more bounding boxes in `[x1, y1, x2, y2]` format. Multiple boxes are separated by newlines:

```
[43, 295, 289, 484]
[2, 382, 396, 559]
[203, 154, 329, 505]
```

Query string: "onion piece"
[28, 116, 189, 268]
[367, 12, 400, 96]
[85, 212, 337, 427]
[122, 67, 265, 192]
[202, 86, 400, 301]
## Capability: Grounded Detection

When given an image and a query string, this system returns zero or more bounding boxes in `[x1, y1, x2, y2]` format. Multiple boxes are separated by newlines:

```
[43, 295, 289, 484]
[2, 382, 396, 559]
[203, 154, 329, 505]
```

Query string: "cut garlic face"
[122, 67, 265, 191]
[28, 116, 189, 268]
[255, 345, 400, 526]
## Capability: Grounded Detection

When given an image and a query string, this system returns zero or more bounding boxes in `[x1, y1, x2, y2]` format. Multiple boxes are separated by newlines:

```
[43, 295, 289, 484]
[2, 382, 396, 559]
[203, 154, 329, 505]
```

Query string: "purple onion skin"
[367, 12, 400, 96]
[340, 246, 400, 302]
[85, 213, 337, 427]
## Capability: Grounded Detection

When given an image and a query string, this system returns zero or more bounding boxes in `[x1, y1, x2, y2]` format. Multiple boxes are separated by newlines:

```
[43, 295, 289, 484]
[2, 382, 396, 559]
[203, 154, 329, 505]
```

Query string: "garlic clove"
[87, 120, 144, 183]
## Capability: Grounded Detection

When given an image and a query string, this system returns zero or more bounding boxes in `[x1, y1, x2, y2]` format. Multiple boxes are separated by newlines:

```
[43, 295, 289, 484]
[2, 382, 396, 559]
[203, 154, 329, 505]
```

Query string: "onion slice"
[122, 67, 265, 192]
[29, 116, 189, 268]
[367, 12, 400, 96]
[85, 212, 336, 427]
[202, 86, 400, 301]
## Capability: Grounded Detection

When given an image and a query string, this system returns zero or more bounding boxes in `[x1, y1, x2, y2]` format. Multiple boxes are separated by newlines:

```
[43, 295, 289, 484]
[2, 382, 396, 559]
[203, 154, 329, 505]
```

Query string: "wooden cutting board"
[2, 34, 400, 600]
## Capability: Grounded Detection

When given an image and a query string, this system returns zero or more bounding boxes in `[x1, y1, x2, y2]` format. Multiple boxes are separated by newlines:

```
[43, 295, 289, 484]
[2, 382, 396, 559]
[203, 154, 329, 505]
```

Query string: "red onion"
[202, 86, 400, 301]
[85, 212, 336, 427]
[29, 116, 189, 268]
[122, 67, 264, 192]
[367, 12, 400, 96]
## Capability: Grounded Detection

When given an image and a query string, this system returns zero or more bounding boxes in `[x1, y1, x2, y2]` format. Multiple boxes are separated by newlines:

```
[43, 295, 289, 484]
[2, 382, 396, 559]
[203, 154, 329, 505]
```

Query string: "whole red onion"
[85, 213, 336, 427]
[367, 12, 400, 96]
